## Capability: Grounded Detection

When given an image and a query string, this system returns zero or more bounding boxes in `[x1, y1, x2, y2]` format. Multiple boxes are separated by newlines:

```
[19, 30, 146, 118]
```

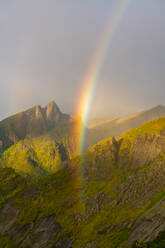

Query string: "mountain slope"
[0, 119, 80, 178]
[87, 105, 165, 147]
[0, 101, 83, 178]
[0, 167, 78, 248]
[88, 118, 115, 129]
[1, 116, 165, 247]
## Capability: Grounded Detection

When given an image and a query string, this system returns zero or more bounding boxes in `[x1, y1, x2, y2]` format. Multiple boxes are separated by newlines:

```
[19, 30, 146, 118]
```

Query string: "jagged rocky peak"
[24, 105, 42, 119]
[0, 101, 65, 151]
[35, 105, 43, 119]
[24, 101, 62, 121]
[45, 101, 61, 121]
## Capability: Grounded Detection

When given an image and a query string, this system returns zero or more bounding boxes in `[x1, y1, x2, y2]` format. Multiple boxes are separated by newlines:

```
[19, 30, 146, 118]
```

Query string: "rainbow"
[76, 0, 132, 154]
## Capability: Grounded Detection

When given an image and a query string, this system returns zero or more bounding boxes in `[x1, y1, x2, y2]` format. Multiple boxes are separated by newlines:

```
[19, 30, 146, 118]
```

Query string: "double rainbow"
[77, 0, 132, 154]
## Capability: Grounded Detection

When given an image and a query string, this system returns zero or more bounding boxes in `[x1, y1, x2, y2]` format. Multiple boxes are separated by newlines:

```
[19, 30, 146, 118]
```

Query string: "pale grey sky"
[0, 0, 165, 119]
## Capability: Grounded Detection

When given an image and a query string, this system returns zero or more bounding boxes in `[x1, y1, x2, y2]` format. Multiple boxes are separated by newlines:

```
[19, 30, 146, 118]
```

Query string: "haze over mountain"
[87, 105, 165, 147]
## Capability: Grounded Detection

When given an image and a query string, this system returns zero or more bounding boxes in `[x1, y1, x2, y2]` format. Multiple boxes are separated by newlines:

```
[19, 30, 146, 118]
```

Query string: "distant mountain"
[2, 115, 165, 247]
[0, 101, 71, 151]
[88, 118, 116, 129]
[87, 105, 165, 147]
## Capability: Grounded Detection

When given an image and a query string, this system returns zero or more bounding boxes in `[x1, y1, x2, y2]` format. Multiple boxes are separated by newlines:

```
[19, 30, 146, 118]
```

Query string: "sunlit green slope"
[0, 118, 80, 179]
[1, 116, 165, 247]
[0, 101, 82, 178]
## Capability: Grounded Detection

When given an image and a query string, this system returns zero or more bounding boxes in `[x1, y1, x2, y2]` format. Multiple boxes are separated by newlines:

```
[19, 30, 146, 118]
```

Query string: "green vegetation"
[1, 107, 165, 247]
[0, 167, 28, 208]
[145, 231, 165, 247]
[119, 115, 165, 143]
[0, 122, 79, 179]
[0, 234, 16, 248]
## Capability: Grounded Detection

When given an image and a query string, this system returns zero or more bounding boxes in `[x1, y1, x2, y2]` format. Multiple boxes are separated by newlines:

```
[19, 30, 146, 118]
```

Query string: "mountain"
[0, 101, 70, 151]
[87, 105, 165, 147]
[1, 116, 165, 247]
[0, 102, 83, 178]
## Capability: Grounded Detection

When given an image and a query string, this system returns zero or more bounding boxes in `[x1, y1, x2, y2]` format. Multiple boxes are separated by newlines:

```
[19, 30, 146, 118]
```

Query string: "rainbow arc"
[76, 0, 132, 154]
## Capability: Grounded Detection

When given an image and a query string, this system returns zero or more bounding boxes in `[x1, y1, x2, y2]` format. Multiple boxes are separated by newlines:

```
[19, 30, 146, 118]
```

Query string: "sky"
[0, 0, 165, 120]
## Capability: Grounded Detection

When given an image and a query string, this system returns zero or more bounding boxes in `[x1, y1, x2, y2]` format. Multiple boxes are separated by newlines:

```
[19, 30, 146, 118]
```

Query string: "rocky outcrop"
[0, 168, 73, 248]
[45, 101, 61, 121]
[119, 132, 165, 169]
[0, 202, 72, 248]
[126, 199, 165, 246]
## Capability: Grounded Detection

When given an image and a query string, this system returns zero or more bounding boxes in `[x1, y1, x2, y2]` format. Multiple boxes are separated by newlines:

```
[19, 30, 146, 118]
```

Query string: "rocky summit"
[0, 101, 70, 151]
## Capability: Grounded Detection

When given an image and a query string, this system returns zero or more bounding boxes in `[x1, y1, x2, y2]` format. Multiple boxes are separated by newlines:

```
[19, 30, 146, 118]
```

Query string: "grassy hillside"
[0, 102, 84, 179]
[1, 116, 165, 247]
[0, 118, 81, 179]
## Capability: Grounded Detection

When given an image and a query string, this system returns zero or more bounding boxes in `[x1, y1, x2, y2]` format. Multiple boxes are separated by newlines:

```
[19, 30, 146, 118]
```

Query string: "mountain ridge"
[87, 105, 165, 147]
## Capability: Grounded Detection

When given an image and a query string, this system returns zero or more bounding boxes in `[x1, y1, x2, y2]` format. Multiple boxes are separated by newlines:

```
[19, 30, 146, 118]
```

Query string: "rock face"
[80, 117, 165, 247]
[46, 101, 61, 121]
[0, 167, 74, 248]
[0, 201, 72, 248]
[0, 101, 70, 151]
[127, 199, 165, 245]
